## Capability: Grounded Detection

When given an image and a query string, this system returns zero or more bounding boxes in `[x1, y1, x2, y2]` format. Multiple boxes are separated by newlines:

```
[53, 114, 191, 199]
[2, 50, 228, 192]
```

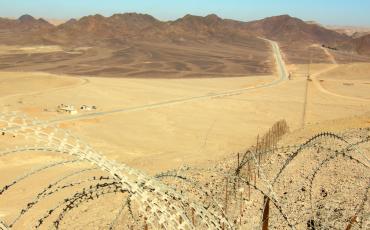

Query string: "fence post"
[225, 177, 229, 215]
[237, 153, 240, 192]
[239, 190, 243, 226]
[262, 196, 270, 230]
[237, 152, 240, 169]
[254, 166, 257, 186]
[256, 135, 260, 177]
[144, 217, 148, 230]
[191, 208, 195, 226]
[247, 161, 251, 200]
[345, 216, 357, 230]
[223, 178, 228, 230]
[269, 131, 273, 153]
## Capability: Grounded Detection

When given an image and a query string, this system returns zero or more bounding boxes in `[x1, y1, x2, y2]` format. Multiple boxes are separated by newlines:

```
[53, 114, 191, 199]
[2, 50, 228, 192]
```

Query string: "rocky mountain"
[0, 14, 53, 31]
[45, 13, 254, 45]
[168, 14, 248, 41]
[0, 14, 54, 45]
[41, 13, 171, 46]
[243, 15, 351, 45]
[353, 34, 370, 55]
[0, 13, 369, 56]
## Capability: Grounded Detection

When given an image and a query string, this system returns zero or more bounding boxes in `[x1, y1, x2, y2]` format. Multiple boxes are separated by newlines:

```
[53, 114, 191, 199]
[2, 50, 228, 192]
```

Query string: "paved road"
[7, 39, 289, 128]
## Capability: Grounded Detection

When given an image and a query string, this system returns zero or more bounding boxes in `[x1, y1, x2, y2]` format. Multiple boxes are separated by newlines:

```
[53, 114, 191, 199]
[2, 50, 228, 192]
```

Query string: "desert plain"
[0, 13, 369, 230]
[0, 41, 369, 173]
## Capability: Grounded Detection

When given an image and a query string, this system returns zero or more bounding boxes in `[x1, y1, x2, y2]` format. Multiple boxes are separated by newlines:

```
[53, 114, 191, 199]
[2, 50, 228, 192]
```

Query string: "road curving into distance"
[7, 39, 289, 128]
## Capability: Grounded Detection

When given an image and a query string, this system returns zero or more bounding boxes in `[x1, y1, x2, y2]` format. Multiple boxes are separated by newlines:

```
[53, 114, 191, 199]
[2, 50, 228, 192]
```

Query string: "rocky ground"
[0, 112, 369, 229]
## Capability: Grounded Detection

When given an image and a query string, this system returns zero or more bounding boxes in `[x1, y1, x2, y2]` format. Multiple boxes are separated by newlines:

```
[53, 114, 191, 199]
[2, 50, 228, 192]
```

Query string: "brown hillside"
[0, 15, 54, 45]
[244, 15, 351, 45]
[45, 13, 255, 46]
[0, 14, 53, 31]
[353, 34, 370, 55]
[0, 13, 360, 49]
[45, 13, 166, 46]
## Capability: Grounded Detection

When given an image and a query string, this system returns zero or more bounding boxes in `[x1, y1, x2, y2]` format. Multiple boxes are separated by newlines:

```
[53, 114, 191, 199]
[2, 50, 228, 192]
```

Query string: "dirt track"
[308, 47, 370, 102]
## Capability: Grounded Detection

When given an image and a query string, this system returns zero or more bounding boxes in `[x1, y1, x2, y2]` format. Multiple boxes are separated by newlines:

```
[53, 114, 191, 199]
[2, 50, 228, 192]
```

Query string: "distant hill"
[326, 25, 370, 38]
[44, 13, 255, 46]
[334, 34, 370, 56]
[243, 15, 351, 45]
[168, 14, 251, 43]
[45, 13, 165, 45]
[44, 14, 352, 47]
[0, 14, 53, 31]
[0, 14, 54, 45]
[0, 13, 369, 57]
[353, 34, 370, 55]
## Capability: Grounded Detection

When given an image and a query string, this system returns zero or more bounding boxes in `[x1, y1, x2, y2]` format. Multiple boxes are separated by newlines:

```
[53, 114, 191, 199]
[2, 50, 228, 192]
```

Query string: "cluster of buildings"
[57, 104, 97, 115]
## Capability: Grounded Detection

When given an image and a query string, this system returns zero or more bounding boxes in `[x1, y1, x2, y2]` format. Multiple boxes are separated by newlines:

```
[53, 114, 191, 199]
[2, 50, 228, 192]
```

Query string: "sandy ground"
[0, 45, 64, 55]
[0, 40, 273, 78]
[0, 42, 369, 229]
[0, 60, 369, 173]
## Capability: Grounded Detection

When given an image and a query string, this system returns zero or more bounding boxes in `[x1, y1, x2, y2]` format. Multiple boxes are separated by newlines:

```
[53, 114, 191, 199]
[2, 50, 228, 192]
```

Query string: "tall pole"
[307, 48, 312, 80]
[301, 75, 309, 129]
[256, 135, 260, 177]
[301, 48, 311, 128]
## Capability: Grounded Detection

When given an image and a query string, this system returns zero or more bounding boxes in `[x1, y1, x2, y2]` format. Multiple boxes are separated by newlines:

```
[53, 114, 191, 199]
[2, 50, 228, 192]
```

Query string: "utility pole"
[307, 48, 312, 80]
[301, 48, 311, 128]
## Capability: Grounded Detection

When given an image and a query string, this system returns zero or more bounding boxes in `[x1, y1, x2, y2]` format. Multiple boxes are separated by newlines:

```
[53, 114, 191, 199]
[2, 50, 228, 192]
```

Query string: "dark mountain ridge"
[0, 13, 368, 56]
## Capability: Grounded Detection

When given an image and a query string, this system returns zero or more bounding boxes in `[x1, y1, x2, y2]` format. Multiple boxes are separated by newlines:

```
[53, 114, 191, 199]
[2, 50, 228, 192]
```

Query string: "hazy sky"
[1, 0, 369, 26]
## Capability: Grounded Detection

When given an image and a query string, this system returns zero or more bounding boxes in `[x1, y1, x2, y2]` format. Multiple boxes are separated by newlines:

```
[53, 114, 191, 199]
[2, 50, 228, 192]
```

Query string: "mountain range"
[0, 13, 369, 78]
[0, 13, 369, 55]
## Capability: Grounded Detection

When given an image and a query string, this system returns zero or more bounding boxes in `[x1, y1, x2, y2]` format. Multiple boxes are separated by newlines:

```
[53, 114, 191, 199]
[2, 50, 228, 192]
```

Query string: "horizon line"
[2, 12, 370, 28]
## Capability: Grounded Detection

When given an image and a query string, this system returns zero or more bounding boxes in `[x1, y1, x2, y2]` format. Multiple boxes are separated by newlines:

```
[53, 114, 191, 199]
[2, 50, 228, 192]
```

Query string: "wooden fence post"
[247, 161, 251, 200]
[223, 177, 228, 230]
[239, 190, 243, 226]
[345, 216, 357, 230]
[253, 166, 257, 186]
[237, 153, 240, 192]
[144, 217, 148, 230]
[256, 135, 260, 177]
[225, 177, 229, 215]
[237, 152, 240, 169]
[262, 196, 270, 230]
[191, 208, 195, 226]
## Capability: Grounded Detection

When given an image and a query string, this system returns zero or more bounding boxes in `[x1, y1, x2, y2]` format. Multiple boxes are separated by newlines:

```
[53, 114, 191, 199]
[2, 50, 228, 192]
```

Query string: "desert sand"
[0, 43, 369, 173]
[0, 41, 369, 229]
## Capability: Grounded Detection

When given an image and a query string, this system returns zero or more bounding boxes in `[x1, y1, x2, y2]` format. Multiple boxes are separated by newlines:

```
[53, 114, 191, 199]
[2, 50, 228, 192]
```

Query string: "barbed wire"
[0, 112, 369, 229]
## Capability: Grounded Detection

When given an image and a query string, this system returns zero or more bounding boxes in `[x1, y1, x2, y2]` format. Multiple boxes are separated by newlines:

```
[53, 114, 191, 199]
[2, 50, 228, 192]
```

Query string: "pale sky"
[1, 0, 369, 27]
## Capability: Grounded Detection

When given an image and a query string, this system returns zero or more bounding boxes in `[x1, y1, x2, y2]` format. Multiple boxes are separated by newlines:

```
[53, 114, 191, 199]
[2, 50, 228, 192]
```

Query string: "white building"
[57, 104, 78, 115]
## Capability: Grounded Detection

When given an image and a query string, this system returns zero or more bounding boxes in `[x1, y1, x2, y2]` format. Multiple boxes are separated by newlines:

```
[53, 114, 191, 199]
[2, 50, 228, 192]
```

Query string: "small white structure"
[57, 104, 78, 115]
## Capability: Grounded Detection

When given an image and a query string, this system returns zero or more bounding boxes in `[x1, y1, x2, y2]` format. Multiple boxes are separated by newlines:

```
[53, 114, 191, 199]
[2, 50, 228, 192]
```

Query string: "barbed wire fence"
[0, 112, 369, 229]
[0, 112, 230, 229]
